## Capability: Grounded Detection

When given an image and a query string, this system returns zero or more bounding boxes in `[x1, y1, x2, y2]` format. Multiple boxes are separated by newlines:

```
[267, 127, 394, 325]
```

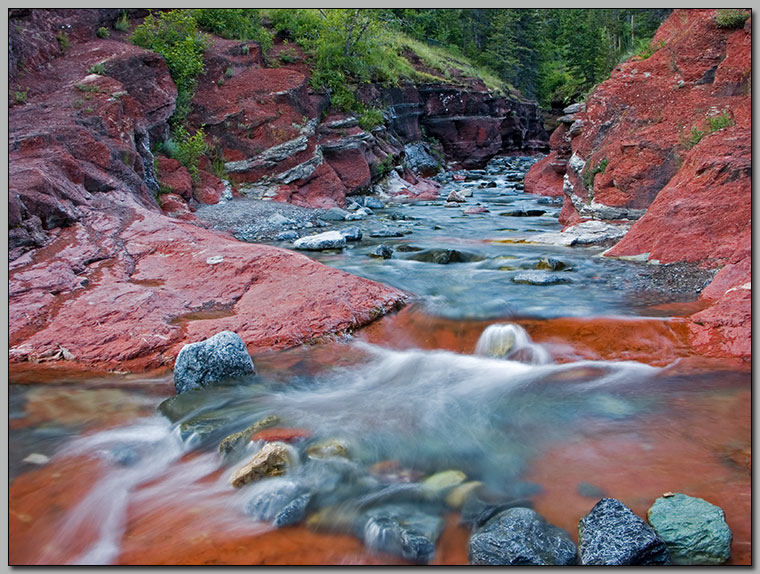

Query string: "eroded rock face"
[523, 9, 751, 360]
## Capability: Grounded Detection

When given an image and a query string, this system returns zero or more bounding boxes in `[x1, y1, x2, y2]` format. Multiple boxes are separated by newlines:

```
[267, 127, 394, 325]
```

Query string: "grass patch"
[634, 39, 666, 60]
[13, 89, 28, 104]
[96, 26, 110, 39]
[682, 110, 735, 149]
[114, 10, 130, 32]
[75, 82, 102, 93]
[56, 31, 70, 52]
[88, 62, 107, 75]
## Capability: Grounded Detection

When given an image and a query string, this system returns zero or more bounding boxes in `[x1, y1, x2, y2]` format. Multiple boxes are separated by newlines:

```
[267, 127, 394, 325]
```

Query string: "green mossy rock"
[647, 493, 732, 565]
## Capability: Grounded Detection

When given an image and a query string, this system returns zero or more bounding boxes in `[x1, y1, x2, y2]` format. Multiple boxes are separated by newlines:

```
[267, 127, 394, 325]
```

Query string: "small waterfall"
[474, 323, 551, 365]
[134, 129, 159, 192]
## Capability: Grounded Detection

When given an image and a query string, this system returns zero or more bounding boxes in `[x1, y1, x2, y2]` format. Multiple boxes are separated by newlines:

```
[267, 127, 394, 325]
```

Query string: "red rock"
[325, 148, 371, 194]
[523, 154, 565, 197]
[276, 163, 347, 209]
[524, 9, 750, 360]
[464, 206, 489, 214]
[158, 193, 189, 214]
[157, 156, 193, 200]
[452, 174, 466, 182]
[251, 427, 312, 443]
[193, 170, 225, 205]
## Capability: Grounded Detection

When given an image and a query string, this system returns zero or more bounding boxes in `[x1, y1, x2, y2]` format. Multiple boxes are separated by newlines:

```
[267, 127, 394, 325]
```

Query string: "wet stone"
[338, 226, 363, 242]
[274, 230, 299, 241]
[578, 497, 670, 565]
[369, 228, 404, 238]
[306, 439, 350, 460]
[469, 507, 578, 565]
[647, 493, 731, 565]
[460, 493, 534, 530]
[231, 441, 299, 488]
[536, 257, 569, 271]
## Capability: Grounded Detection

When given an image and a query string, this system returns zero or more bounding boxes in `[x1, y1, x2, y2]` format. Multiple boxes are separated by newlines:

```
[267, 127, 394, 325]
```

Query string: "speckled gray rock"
[173, 331, 255, 394]
[647, 493, 731, 565]
[339, 226, 363, 242]
[578, 498, 670, 565]
[370, 244, 394, 259]
[469, 507, 578, 565]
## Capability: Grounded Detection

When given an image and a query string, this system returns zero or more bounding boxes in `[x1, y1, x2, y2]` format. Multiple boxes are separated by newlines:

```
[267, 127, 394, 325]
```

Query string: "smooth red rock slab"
[159, 193, 190, 214]
[9, 194, 407, 373]
[325, 148, 372, 194]
[251, 427, 312, 444]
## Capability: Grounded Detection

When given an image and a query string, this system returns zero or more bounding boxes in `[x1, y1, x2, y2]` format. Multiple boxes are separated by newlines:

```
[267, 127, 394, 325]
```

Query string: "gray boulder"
[319, 207, 349, 221]
[578, 498, 670, 565]
[469, 507, 578, 565]
[173, 331, 255, 394]
[362, 196, 386, 209]
[293, 230, 347, 250]
[647, 493, 731, 565]
[274, 230, 299, 241]
[406, 248, 485, 265]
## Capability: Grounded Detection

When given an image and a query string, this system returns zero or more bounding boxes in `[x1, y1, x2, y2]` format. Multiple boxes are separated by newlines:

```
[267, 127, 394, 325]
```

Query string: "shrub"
[715, 9, 749, 29]
[132, 10, 209, 125]
[96, 26, 110, 39]
[358, 107, 384, 131]
[707, 110, 734, 132]
[224, 66, 235, 78]
[241, 44, 250, 56]
[114, 10, 130, 32]
[56, 31, 70, 52]
[634, 39, 665, 61]
[88, 62, 107, 75]
[278, 46, 299, 64]
[582, 157, 609, 189]
[13, 90, 28, 104]
[192, 9, 273, 52]
[173, 126, 208, 183]
[75, 82, 102, 93]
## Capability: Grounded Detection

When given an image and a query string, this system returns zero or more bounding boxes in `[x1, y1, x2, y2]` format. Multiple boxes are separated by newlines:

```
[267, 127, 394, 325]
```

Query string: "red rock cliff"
[524, 9, 751, 360]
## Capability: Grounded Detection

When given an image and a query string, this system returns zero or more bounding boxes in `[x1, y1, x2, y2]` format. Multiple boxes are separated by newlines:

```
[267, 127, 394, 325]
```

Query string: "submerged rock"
[173, 331, 255, 394]
[647, 493, 731, 565]
[219, 415, 280, 456]
[370, 244, 394, 259]
[306, 439, 350, 460]
[445, 481, 483, 510]
[469, 507, 578, 565]
[460, 494, 534, 530]
[369, 228, 404, 238]
[536, 257, 569, 271]
[231, 441, 299, 488]
[293, 230, 347, 250]
[578, 498, 670, 565]
[245, 477, 311, 528]
[512, 271, 572, 286]
[360, 503, 444, 564]
[421, 470, 467, 497]
[406, 248, 485, 265]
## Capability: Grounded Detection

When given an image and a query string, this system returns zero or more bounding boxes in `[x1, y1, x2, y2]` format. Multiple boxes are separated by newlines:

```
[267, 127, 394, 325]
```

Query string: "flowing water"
[9, 157, 750, 565]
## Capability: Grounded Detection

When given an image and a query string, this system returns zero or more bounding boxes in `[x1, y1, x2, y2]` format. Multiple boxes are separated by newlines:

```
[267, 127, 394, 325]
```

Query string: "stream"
[9, 156, 750, 565]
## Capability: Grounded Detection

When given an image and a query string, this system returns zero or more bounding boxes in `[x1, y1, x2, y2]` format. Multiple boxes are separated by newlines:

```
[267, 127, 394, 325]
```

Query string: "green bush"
[88, 62, 107, 75]
[582, 157, 609, 189]
[707, 110, 734, 132]
[96, 26, 110, 39]
[173, 126, 208, 183]
[358, 107, 384, 131]
[13, 90, 28, 104]
[114, 10, 130, 32]
[715, 9, 749, 29]
[634, 39, 665, 60]
[132, 10, 209, 125]
[192, 9, 273, 52]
